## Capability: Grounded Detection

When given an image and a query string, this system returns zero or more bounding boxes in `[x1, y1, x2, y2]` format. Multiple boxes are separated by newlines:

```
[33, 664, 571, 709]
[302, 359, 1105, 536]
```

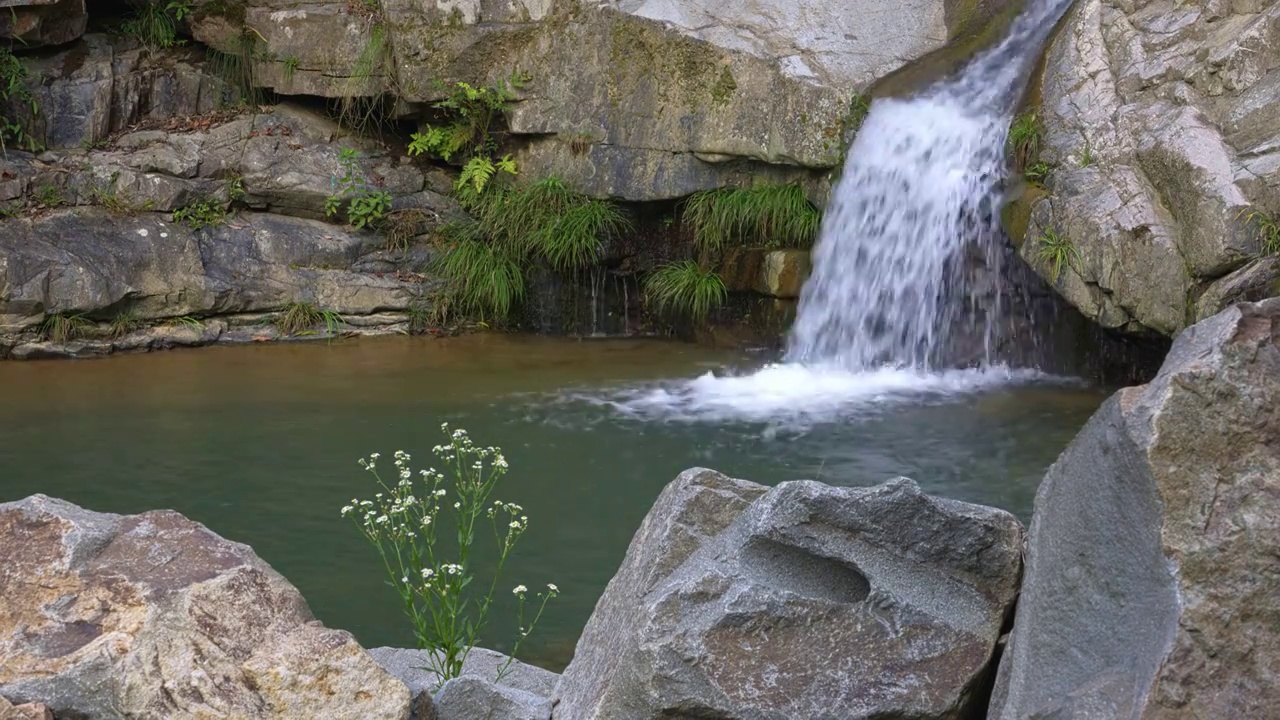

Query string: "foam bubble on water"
[570, 363, 1067, 427]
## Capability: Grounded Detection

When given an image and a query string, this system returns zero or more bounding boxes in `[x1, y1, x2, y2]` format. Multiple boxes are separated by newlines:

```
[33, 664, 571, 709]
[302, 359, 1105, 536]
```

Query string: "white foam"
[570, 363, 1067, 427]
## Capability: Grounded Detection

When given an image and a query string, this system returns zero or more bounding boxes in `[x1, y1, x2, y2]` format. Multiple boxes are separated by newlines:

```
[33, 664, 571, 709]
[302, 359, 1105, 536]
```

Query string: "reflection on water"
[0, 335, 1107, 670]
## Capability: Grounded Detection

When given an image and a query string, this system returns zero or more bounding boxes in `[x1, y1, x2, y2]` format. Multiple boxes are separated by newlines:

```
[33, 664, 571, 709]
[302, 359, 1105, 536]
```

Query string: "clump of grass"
[108, 308, 147, 339]
[644, 261, 728, 321]
[1240, 210, 1280, 256]
[39, 312, 93, 343]
[91, 174, 156, 216]
[173, 197, 227, 230]
[122, 0, 192, 56]
[434, 231, 526, 322]
[384, 208, 431, 252]
[1037, 227, 1079, 283]
[1008, 112, 1041, 170]
[165, 315, 204, 331]
[283, 55, 300, 85]
[275, 302, 345, 336]
[33, 184, 66, 208]
[682, 182, 820, 252]
[1025, 161, 1052, 184]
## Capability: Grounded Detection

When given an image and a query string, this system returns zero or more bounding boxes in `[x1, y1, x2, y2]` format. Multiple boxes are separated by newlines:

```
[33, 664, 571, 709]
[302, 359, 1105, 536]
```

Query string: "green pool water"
[0, 335, 1107, 671]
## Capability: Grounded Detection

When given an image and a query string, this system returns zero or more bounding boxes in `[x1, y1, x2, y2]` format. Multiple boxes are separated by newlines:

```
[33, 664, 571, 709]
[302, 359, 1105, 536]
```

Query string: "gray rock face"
[0, 206, 436, 357]
[991, 298, 1280, 719]
[370, 647, 558, 720]
[554, 469, 1024, 720]
[0, 494, 412, 720]
[1020, 0, 1280, 336]
[188, 0, 1015, 200]
[0, 0, 86, 47]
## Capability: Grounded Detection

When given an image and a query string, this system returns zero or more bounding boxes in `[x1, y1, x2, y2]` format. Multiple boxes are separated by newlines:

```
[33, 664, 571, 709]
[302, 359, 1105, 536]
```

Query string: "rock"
[554, 469, 1023, 720]
[187, 0, 1016, 200]
[0, 494, 412, 720]
[0, 0, 86, 47]
[369, 646, 558, 720]
[0, 696, 54, 720]
[990, 298, 1280, 719]
[0, 207, 432, 351]
[719, 249, 812, 298]
[1018, 0, 1280, 336]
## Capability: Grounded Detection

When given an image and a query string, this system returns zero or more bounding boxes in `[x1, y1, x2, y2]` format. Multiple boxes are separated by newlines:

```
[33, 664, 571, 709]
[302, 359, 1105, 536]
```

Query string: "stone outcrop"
[184, 0, 1016, 200]
[554, 468, 1024, 720]
[0, 0, 86, 48]
[1018, 0, 1280, 336]
[0, 494, 412, 720]
[990, 297, 1280, 719]
[370, 646, 559, 720]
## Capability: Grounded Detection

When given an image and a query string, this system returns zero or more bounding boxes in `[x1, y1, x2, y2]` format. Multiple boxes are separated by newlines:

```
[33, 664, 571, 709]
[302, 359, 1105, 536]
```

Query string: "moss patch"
[605, 13, 728, 113]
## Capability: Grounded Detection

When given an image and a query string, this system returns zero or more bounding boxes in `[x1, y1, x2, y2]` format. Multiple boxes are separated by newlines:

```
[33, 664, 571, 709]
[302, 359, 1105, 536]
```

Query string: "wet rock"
[0, 0, 86, 47]
[554, 469, 1023, 720]
[1019, 0, 1280, 336]
[369, 647, 558, 720]
[990, 298, 1280, 719]
[0, 494, 411, 720]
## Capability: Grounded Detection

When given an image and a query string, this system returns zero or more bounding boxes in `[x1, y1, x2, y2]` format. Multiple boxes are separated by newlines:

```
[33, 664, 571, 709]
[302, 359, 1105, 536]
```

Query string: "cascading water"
[786, 0, 1077, 371]
[591, 0, 1081, 424]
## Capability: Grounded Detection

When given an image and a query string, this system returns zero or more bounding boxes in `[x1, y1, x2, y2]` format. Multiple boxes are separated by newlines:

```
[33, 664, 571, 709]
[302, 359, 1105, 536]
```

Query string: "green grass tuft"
[165, 315, 204, 331]
[173, 197, 227, 230]
[682, 182, 820, 252]
[1008, 112, 1041, 171]
[275, 302, 345, 336]
[1240, 210, 1280, 257]
[39, 312, 93, 343]
[1036, 228, 1078, 283]
[108, 309, 147, 339]
[644, 261, 728, 321]
[433, 231, 525, 322]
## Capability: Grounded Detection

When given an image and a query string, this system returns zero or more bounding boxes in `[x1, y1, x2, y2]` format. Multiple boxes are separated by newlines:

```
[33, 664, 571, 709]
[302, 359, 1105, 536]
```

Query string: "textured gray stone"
[991, 298, 1280, 719]
[554, 469, 1023, 720]
[0, 495, 412, 720]
[1019, 0, 1280, 336]
[0, 0, 86, 47]
[369, 647, 558, 720]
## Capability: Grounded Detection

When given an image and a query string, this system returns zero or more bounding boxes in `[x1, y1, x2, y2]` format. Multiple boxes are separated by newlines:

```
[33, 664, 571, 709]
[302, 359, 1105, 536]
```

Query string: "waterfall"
[785, 0, 1076, 371]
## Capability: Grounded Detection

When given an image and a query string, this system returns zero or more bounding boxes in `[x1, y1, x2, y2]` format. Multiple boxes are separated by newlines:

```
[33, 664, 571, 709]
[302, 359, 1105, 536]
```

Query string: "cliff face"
[1015, 0, 1280, 338]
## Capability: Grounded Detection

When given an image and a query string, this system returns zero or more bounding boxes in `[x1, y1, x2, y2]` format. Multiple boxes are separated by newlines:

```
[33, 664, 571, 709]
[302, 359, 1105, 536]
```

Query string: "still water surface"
[0, 335, 1106, 670]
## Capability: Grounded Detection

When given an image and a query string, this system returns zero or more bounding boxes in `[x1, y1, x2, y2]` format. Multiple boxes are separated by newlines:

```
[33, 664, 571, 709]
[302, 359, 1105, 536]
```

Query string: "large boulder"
[0, 0, 86, 47]
[188, 0, 1017, 200]
[990, 297, 1280, 719]
[0, 494, 412, 720]
[554, 469, 1024, 720]
[1017, 0, 1280, 336]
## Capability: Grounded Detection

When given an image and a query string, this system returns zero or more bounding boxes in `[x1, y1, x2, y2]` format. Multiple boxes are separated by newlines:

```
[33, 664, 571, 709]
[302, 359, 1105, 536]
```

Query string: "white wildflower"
[512, 584, 527, 596]
[547, 583, 559, 594]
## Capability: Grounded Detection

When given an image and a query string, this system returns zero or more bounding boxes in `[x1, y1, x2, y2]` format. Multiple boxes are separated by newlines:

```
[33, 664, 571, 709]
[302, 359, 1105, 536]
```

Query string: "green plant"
[165, 315, 204, 331]
[1241, 210, 1280, 256]
[1008, 112, 1041, 174]
[91, 174, 156, 215]
[408, 74, 526, 162]
[227, 174, 246, 203]
[39, 312, 93, 343]
[454, 156, 518, 206]
[682, 182, 820, 252]
[1036, 228, 1078, 283]
[108, 308, 147, 339]
[342, 425, 559, 683]
[34, 184, 65, 208]
[1025, 161, 1052, 184]
[173, 197, 227, 230]
[0, 46, 39, 155]
[434, 232, 525, 322]
[644, 260, 728, 321]
[206, 29, 261, 106]
[283, 55, 300, 84]
[122, 0, 193, 55]
[326, 148, 393, 229]
[1079, 138, 1094, 168]
[274, 302, 345, 336]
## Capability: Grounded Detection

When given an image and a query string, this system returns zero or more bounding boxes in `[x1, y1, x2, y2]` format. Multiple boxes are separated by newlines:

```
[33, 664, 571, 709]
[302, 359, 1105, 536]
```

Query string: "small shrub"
[644, 261, 728, 321]
[682, 182, 820, 252]
[1241, 210, 1280, 256]
[34, 184, 66, 208]
[122, 0, 193, 55]
[275, 302, 345, 336]
[173, 197, 227, 230]
[1036, 228, 1078, 283]
[0, 47, 40, 154]
[325, 148, 393, 230]
[108, 309, 147, 339]
[342, 425, 558, 682]
[1008, 112, 1041, 171]
[39, 312, 93, 343]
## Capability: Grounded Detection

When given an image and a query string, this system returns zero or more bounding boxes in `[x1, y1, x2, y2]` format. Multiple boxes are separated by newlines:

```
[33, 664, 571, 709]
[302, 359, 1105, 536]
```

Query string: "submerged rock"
[0, 495, 411, 720]
[554, 468, 1023, 720]
[990, 298, 1280, 719]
